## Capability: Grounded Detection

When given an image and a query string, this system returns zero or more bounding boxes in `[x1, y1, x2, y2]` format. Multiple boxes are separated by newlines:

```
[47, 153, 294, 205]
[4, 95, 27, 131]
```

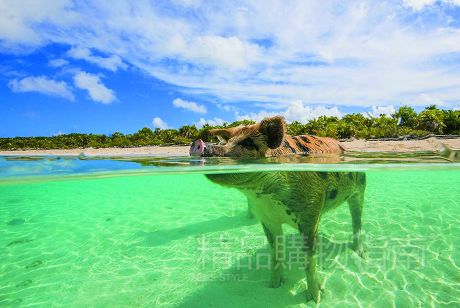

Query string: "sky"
[1, 0, 460, 137]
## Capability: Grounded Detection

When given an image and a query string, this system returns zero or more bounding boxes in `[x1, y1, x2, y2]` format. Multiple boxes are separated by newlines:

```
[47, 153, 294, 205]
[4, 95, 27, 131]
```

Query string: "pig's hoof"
[306, 280, 322, 303]
[354, 246, 367, 259]
[269, 273, 285, 288]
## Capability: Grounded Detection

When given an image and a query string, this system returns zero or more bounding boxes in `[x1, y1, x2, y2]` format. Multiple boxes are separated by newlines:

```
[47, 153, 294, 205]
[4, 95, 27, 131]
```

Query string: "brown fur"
[269, 135, 343, 156]
[205, 171, 366, 303]
[209, 116, 343, 157]
[197, 116, 366, 303]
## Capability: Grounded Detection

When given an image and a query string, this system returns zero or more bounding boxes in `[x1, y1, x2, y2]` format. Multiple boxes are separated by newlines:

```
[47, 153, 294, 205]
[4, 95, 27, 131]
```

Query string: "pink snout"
[190, 139, 206, 156]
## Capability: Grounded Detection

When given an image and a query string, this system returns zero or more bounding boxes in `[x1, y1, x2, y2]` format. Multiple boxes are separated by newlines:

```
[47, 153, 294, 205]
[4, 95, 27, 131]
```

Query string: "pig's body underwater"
[190, 116, 366, 303]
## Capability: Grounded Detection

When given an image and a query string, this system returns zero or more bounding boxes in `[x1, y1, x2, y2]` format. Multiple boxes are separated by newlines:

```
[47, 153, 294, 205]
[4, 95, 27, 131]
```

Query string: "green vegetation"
[1, 106, 460, 150]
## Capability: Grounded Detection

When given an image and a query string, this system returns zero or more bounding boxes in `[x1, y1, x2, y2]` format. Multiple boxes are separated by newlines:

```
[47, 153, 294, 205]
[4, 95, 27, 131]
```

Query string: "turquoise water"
[1, 155, 460, 307]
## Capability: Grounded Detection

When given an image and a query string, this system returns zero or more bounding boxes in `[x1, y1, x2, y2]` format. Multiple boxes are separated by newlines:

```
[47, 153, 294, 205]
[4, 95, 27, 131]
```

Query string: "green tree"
[369, 116, 398, 138]
[442, 109, 460, 134]
[197, 124, 214, 142]
[417, 106, 445, 134]
[305, 116, 339, 137]
[394, 106, 417, 127]
[131, 127, 156, 145]
[228, 120, 256, 127]
[3, 105, 460, 151]
[337, 114, 371, 138]
[178, 125, 199, 140]
[111, 132, 131, 147]
[287, 121, 307, 136]
[156, 129, 179, 144]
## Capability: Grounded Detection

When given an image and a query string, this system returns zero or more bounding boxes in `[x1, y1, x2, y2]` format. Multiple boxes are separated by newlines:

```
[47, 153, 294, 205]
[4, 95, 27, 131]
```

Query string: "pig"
[190, 116, 366, 303]
[190, 116, 344, 157]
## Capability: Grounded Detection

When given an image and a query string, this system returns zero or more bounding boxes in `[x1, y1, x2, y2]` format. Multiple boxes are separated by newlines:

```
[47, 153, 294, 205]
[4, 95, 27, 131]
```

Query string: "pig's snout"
[190, 139, 205, 156]
[190, 139, 213, 156]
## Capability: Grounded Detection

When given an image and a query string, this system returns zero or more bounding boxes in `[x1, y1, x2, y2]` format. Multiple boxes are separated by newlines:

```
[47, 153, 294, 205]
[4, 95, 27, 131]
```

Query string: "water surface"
[0, 154, 459, 307]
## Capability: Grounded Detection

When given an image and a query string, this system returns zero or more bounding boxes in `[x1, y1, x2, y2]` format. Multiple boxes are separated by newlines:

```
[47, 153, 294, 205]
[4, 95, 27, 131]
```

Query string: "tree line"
[1, 105, 459, 150]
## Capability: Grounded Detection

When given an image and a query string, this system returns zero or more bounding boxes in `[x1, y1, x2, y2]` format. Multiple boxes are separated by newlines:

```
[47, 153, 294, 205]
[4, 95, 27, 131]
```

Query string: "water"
[0, 154, 459, 307]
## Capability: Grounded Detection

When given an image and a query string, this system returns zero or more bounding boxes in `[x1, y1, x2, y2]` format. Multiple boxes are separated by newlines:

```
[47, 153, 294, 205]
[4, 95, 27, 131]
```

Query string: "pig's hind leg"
[298, 195, 324, 303]
[347, 190, 366, 258]
[246, 196, 255, 219]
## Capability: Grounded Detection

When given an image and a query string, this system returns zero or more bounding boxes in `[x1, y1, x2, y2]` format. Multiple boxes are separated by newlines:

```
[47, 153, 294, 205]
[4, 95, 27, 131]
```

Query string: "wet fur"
[203, 117, 366, 303]
[209, 116, 344, 157]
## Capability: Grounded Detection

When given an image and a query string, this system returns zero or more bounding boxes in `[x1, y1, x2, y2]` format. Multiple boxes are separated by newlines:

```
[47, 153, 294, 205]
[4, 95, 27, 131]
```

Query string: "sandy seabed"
[1, 171, 459, 306]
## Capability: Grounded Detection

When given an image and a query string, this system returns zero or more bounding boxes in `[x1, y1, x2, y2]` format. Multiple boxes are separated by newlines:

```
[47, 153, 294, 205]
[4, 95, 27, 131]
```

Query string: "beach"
[0, 137, 459, 157]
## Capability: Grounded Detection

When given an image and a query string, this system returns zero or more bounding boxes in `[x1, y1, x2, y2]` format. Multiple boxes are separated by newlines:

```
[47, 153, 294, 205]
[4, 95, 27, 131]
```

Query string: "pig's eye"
[238, 138, 258, 151]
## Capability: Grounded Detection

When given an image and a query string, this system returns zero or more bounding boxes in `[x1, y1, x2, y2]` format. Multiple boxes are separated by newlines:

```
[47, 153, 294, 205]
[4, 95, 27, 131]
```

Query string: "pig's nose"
[190, 139, 206, 156]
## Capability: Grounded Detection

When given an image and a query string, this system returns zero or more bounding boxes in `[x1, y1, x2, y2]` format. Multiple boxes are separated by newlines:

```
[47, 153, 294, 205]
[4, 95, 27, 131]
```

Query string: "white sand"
[0, 146, 190, 157]
[0, 138, 459, 156]
[340, 137, 460, 153]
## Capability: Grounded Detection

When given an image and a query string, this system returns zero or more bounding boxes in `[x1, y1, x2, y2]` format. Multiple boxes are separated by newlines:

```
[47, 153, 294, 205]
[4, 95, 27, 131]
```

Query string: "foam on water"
[0, 155, 459, 307]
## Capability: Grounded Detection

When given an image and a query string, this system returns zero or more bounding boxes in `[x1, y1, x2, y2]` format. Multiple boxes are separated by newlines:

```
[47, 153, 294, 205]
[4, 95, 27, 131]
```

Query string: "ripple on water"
[7, 218, 26, 226]
[0, 169, 459, 306]
[5, 198, 24, 205]
[25, 260, 43, 269]
[15, 279, 33, 288]
[6, 238, 33, 247]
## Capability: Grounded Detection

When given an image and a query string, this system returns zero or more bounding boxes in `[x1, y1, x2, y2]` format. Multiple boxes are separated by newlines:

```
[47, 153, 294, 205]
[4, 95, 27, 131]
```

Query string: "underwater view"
[4, 0, 460, 307]
[1, 154, 459, 307]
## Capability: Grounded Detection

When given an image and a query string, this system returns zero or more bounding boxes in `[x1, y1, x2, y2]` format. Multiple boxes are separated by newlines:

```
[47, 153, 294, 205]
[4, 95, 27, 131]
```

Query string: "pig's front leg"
[261, 222, 285, 288]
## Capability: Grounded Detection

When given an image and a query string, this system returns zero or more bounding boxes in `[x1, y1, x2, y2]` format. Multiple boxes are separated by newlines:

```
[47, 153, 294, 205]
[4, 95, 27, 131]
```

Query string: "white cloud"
[8, 75, 74, 100]
[171, 0, 202, 8]
[172, 98, 207, 113]
[180, 35, 260, 70]
[73, 71, 115, 104]
[414, 93, 446, 106]
[235, 101, 342, 123]
[2, 1, 460, 108]
[284, 101, 342, 123]
[67, 46, 126, 71]
[235, 110, 278, 123]
[0, 0, 74, 48]
[48, 58, 68, 67]
[196, 117, 226, 128]
[217, 104, 236, 112]
[366, 105, 396, 118]
[403, 0, 438, 10]
[152, 117, 169, 129]
[403, 0, 460, 10]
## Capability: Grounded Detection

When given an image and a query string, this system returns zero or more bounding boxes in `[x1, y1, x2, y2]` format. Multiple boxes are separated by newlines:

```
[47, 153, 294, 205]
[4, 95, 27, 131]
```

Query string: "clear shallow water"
[0, 155, 460, 307]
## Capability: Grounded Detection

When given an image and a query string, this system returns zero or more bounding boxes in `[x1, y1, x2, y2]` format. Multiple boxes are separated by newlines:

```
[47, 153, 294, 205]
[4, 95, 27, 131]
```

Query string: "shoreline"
[0, 138, 459, 157]
[0, 145, 190, 157]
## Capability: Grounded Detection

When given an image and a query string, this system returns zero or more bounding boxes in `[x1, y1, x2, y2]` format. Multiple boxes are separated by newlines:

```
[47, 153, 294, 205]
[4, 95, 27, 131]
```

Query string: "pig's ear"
[209, 129, 232, 143]
[259, 116, 286, 149]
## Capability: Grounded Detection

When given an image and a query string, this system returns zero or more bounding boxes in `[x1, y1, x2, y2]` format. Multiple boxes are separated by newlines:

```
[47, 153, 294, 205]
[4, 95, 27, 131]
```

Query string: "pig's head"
[190, 116, 286, 157]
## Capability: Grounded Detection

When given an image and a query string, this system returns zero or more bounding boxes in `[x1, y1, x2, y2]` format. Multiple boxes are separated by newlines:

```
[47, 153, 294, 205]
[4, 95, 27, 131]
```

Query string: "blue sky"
[1, 0, 460, 137]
